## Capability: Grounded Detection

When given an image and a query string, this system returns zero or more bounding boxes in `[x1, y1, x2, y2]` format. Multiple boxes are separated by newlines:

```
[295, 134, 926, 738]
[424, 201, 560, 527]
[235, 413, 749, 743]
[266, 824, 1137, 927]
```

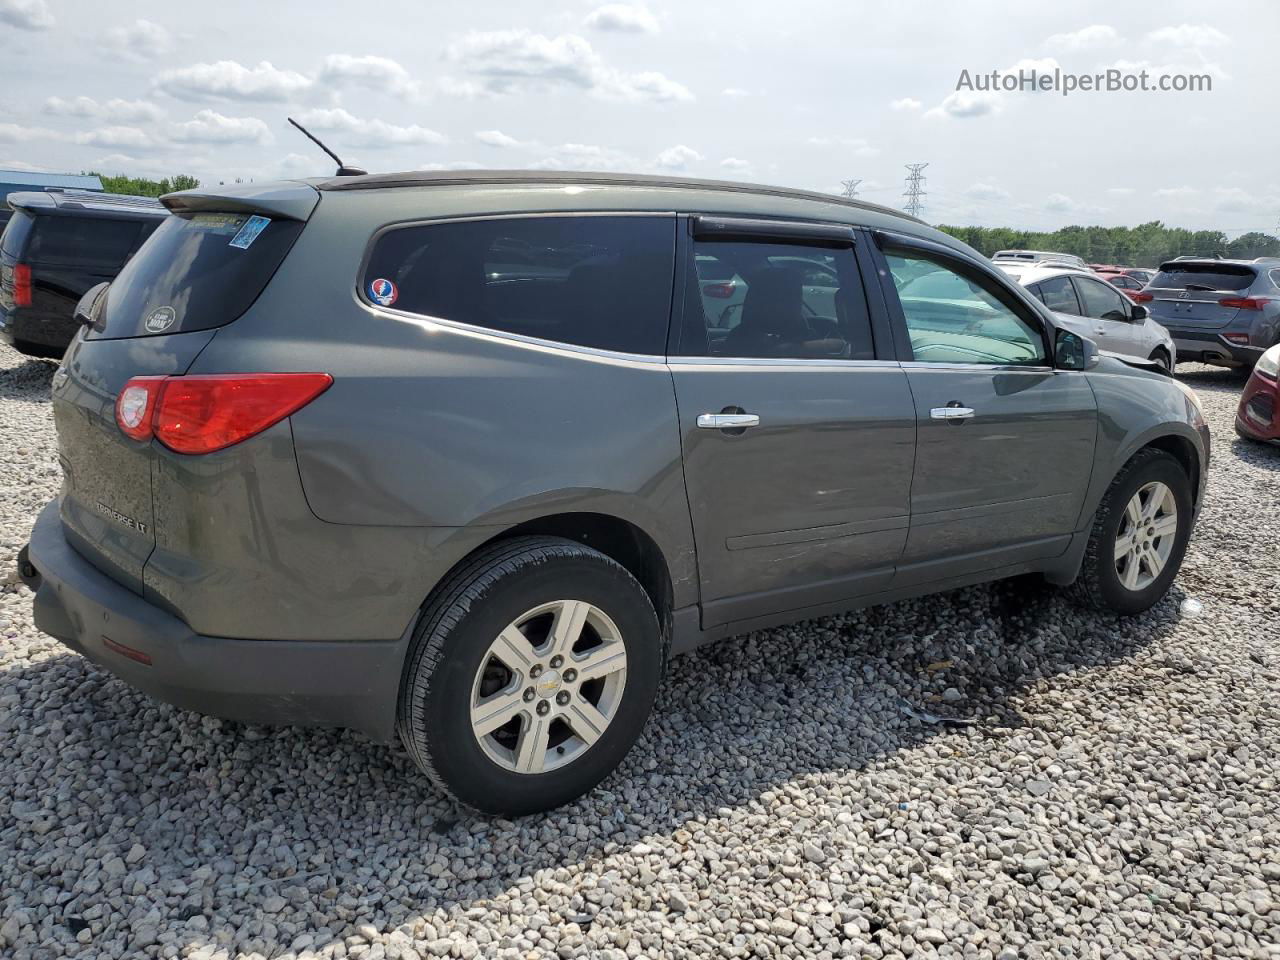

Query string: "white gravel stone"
[1, 344, 1278, 960]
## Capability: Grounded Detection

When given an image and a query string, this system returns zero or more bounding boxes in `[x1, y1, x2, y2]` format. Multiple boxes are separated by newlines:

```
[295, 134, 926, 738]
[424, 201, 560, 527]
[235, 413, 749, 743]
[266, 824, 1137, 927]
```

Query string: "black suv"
[0, 190, 167, 357]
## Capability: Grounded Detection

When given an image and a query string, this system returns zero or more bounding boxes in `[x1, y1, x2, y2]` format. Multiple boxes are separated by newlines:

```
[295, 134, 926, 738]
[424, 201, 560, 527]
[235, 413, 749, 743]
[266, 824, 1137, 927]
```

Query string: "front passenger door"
[875, 235, 1097, 581]
[1072, 275, 1136, 356]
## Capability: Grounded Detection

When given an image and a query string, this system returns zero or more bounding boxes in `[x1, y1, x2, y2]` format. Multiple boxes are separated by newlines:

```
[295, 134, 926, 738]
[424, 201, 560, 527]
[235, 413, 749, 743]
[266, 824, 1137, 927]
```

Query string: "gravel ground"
[1, 339, 1278, 960]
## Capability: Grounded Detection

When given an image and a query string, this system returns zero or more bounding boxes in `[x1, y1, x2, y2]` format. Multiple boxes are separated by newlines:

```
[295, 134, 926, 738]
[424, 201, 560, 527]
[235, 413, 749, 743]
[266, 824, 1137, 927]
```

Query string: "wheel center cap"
[537, 670, 563, 697]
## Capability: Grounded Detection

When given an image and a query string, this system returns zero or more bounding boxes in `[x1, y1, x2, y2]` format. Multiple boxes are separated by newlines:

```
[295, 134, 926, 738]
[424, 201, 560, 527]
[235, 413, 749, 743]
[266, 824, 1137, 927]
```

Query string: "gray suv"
[20, 172, 1210, 815]
[1140, 257, 1280, 368]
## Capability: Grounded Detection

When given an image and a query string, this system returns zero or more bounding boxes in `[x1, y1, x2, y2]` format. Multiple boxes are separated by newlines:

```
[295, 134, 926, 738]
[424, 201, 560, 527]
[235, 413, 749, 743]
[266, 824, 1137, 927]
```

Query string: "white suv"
[998, 264, 1176, 371]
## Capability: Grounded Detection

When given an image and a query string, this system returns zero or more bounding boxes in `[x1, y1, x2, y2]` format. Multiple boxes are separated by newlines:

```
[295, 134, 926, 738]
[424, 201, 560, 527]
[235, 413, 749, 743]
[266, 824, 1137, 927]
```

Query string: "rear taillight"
[1223, 333, 1251, 345]
[1132, 292, 1153, 303]
[1218, 296, 1270, 310]
[702, 282, 736, 298]
[115, 373, 332, 454]
[115, 377, 165, 442]
[12, 263, 32, 307]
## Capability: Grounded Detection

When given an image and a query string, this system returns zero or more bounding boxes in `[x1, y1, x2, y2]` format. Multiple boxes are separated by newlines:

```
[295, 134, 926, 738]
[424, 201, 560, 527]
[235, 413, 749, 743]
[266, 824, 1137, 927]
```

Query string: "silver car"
[998, 264, 1176, 372]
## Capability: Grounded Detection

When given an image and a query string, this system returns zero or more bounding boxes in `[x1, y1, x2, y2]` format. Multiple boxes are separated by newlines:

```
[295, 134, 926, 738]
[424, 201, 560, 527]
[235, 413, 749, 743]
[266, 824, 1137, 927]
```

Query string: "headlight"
[1256, 344, 1280, 380]
[1173, 377, 1205, 420]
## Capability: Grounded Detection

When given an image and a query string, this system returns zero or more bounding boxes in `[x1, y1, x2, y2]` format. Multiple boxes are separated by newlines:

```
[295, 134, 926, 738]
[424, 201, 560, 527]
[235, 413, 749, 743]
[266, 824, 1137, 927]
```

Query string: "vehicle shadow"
[0, 576, 1188, 956]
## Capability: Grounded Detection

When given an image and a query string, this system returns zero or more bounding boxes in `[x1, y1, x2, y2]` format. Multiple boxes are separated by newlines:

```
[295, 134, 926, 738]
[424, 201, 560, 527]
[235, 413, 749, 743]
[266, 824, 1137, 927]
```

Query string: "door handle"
[930, 406, 975, 421]
[697, 413, 760, 429]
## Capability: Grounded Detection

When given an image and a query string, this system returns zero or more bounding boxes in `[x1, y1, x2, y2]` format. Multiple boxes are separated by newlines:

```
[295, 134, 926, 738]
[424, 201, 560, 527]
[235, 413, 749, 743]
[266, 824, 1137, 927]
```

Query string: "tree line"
[935, 222, 1280, 267]
[81, 172, 200, 198]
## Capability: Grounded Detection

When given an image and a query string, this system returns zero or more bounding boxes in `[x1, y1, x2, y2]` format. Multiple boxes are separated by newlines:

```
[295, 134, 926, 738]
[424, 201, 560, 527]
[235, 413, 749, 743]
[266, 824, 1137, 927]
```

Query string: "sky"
[2, 0, 1278, 234]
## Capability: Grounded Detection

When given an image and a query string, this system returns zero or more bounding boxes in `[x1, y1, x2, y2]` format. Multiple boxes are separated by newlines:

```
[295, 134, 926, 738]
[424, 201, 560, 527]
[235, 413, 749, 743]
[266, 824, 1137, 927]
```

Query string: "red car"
[1236, 344, 1280, 444]
[1091, 266, 1155, 302]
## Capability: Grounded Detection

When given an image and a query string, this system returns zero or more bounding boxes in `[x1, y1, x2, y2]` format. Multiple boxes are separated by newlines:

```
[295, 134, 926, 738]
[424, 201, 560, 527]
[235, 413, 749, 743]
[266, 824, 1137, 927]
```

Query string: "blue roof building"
[0, 170, 103, 210]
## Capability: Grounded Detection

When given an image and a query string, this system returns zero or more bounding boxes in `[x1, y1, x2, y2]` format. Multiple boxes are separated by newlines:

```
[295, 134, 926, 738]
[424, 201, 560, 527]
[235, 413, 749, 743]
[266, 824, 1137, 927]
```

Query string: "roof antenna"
[287, 117, 367, 177]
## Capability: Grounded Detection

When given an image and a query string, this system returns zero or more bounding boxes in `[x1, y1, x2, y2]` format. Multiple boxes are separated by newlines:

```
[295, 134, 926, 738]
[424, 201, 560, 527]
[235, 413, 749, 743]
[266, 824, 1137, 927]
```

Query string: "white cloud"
[1044, 193, 1082, 213]
[1155, 186, 1197, 198]
[1108, 56, 1228, 83]
[317, 54, 418, 96]
[1212, 186, 1253, 212]
[528, 142, 636, 171]
[805, 136, 878, 157]
[45, 96, 164, 123]
[965, 182, 1012, 203]
[0, 0, 53, 30]
[0, 122, 59, 142]
[295, 107, 446, 146]
[720, 157, 750, 171]
[722, 87, 750, 97]
[443, 30, 692, 102]
[106, 19, 173, 61]
[154, 60, 313, 103]
[474, 129, 521, 148]
[419, 160, 484, 171]
[1046, 24, 1120, 51]
[1146, 24, 1229, 48]
[656, 144, 701, 170]
[170, 110, 271, 145]
[925, 89, 1001, 119]
[0, 158, 46, 171]
[584, 3, 659, 34]
[890, 97, 922, 111]
[1106, 187, 1135, 196]
[75, 126, 158, 150]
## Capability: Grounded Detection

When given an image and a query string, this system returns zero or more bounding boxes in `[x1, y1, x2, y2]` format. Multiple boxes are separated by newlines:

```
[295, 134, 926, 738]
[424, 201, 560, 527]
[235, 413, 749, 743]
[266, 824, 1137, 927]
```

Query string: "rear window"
[1151, 263, 1256, 292]
[0, 210, 34, 259]
[25, 215, 144, 269]
[93, 212, 304, 338]
[362, 215, 675, 355]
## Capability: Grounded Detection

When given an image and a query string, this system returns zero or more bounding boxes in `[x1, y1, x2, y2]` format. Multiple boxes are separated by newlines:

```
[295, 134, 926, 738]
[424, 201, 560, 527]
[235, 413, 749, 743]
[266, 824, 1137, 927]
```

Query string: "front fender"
[1078, 362, 1209, 526]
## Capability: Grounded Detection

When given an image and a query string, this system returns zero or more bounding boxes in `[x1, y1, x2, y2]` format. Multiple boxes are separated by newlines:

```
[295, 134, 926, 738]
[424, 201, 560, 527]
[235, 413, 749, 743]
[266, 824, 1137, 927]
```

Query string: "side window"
[1037, 274, 1082, 314]
[27, 216, 143, 269]
[1073, 277, 1130, 322]
[884, 249, 1046, 365]
[362, 215, 675, 355]
[678, 239, 874, 360]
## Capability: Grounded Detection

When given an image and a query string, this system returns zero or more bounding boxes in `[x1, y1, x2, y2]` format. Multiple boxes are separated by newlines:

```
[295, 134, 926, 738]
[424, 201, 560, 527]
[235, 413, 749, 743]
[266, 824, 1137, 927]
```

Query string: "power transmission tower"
[840, 178, 862, 199]
[903, 163, 929, 218]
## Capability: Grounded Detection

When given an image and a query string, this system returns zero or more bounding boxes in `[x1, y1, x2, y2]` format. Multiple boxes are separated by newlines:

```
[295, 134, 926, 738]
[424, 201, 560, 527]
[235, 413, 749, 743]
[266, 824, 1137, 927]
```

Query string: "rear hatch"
[51, 184, 317, 593]
[1144, 261, 1257, 330]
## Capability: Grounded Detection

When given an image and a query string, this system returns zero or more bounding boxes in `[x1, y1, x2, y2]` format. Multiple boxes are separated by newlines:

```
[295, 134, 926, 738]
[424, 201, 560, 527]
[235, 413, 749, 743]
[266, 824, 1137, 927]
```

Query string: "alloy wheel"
[1114, 480, 1179, 591]
[470, 600, 628, 774]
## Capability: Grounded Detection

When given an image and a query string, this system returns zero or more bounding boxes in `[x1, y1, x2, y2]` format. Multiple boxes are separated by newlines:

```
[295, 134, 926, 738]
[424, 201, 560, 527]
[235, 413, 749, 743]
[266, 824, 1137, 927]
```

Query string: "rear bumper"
[1168, 329, 1263, 367]
[22, 499, 408, 743]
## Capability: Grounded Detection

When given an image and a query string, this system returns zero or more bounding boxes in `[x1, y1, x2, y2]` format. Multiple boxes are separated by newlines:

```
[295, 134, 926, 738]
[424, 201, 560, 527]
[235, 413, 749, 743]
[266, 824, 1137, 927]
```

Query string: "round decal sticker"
[144, 305, 177, 333]
[369, 278, 399, 307]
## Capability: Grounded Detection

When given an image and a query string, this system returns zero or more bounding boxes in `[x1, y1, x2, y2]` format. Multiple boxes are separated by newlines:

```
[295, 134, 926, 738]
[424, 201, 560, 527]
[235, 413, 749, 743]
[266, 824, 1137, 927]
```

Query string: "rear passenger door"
[872, 233, 1097, 580]
[670, 217, 916, 629]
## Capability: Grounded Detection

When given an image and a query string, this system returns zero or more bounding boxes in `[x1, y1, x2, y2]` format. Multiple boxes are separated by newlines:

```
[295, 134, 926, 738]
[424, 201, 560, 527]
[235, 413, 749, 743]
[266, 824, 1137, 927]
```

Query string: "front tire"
[1149, 349, 1172, 374]
[1069, 449, 1194, 615]
[397, 536, 663, 816]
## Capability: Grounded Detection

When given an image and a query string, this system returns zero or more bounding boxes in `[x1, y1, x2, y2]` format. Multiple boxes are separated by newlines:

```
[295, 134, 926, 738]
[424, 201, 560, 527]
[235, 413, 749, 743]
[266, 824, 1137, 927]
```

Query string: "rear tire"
[397, 536, 663, 816]
[1068, 449, 1194, 615]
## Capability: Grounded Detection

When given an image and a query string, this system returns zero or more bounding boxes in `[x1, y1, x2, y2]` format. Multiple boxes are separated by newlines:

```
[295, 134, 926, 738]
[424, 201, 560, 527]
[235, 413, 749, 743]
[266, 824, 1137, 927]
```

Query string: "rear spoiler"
[161, 182, 319, 222]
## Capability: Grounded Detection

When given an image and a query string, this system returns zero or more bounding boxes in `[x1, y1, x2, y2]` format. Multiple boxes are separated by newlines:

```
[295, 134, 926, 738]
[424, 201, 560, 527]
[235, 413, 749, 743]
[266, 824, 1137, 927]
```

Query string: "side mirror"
[1131, 303, 1149, 321]
[1055, 328, 1100, 371]
[74, 282, 109, 327]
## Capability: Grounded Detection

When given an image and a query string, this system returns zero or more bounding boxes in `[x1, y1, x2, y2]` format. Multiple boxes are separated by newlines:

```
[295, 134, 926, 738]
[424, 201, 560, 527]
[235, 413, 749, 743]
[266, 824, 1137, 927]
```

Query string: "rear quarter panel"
[186, 186, 701, 609]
